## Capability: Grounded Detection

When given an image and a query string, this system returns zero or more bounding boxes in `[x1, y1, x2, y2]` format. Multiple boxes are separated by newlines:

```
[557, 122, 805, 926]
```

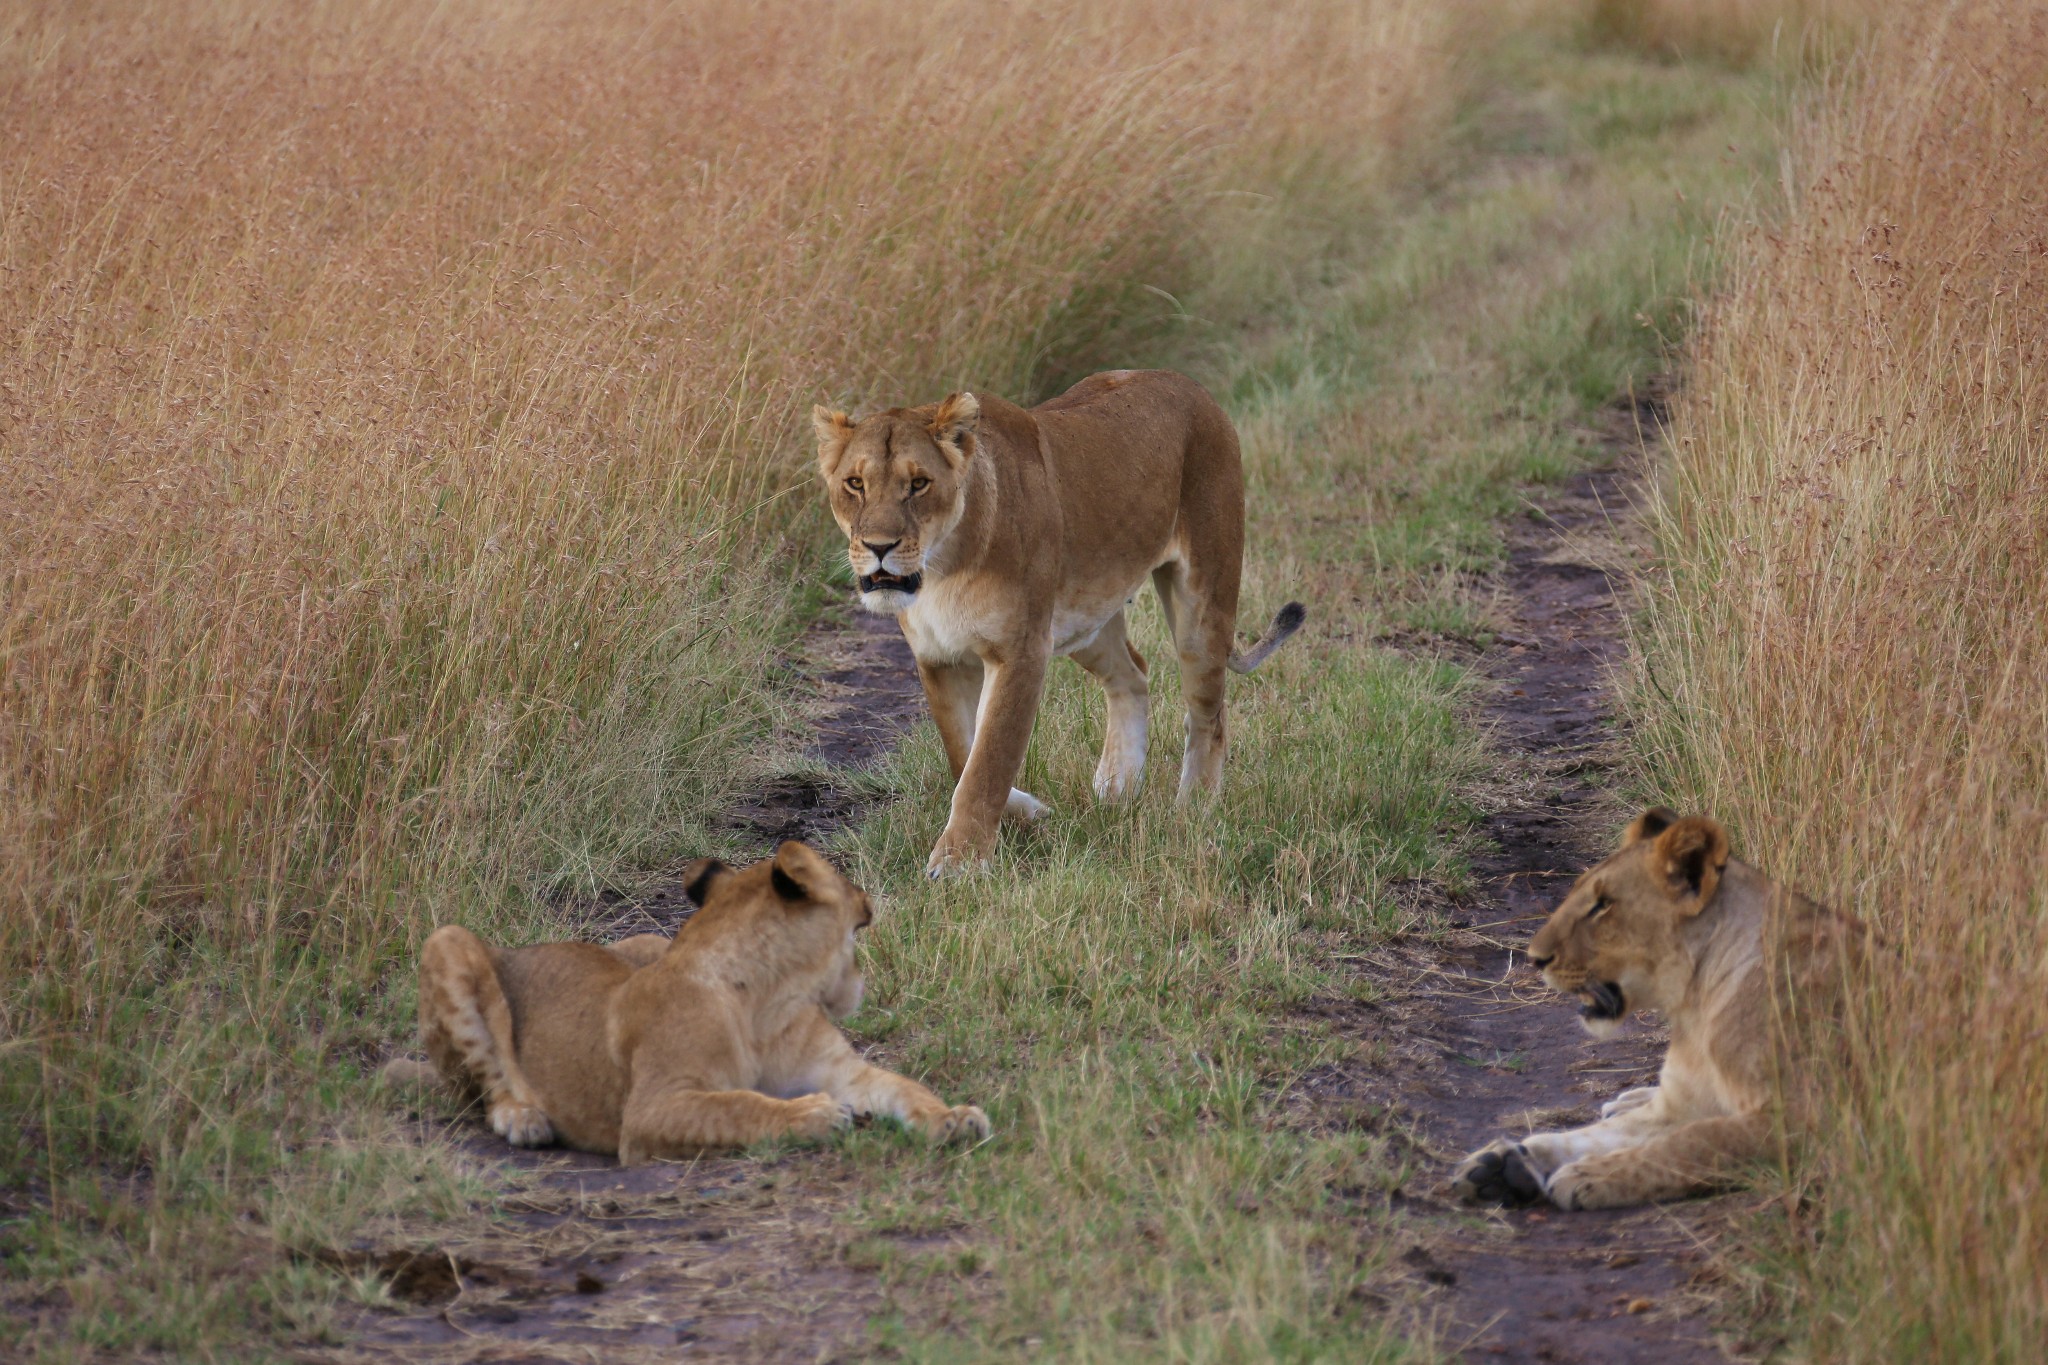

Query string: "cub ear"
[1651, 816, 1730, 914]
[680, 857, 730, 907]
[1620, 806, 1680, 848]
[813, 405, 855, 476]
[927, 392, 979, 465]
[768, 839, 836, 906]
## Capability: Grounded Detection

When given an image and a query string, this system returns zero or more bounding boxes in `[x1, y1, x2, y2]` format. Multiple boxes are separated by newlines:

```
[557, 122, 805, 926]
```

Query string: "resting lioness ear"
[1649, 814, 1730, 914]
[680, 856, 730, 907]
[768, 838, 833, 904]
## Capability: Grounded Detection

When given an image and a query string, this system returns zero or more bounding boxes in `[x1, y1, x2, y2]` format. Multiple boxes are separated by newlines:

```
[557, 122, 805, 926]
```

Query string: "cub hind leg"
[416, 925, 554, 1147]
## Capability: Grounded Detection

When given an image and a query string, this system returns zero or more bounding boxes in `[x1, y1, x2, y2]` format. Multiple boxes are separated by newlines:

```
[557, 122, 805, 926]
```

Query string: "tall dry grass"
[1584, 0, 1871, 65]
[1634, 0, 2048, 1354]
[0, 0, 1451, 1024]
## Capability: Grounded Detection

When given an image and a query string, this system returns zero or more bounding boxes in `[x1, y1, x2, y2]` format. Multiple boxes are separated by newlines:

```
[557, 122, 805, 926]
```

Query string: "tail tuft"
[378, 1056, 440, 1089]
[1226, 601, 1307, 674]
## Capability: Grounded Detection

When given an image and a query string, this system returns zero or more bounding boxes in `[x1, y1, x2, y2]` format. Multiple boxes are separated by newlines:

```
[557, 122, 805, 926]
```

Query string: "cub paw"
[1451, 1140, 1546, 1207]
[921, 1104, 993, 1145]
[787, 1092, 856, 1141]
[489, 1101, 554, 1148]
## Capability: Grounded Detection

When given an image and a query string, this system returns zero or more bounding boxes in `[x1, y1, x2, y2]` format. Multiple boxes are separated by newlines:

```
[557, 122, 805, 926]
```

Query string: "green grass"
[0, 21, 1800, 1364]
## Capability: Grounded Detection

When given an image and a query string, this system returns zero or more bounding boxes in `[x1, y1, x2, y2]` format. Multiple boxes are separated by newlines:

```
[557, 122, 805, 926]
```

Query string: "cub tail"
[1226, 601, 1307, 675]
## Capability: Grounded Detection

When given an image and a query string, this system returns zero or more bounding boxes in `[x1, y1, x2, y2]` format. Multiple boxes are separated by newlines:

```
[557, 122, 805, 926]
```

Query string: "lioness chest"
[900, 570, 1148, 664]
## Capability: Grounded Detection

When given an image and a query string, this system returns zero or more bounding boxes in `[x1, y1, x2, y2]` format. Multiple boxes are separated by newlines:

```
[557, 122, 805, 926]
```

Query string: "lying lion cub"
[814, 370, 1304, 877]
[389, 841, 990, 1163]
[1453, 808, 1863, 1210]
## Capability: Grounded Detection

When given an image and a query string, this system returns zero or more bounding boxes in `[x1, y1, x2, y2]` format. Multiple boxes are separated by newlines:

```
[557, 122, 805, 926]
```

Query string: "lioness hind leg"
[1070, 610, 1149, 803]
[417, 925, 554, 1147]
[1152, 561, 1232, 799]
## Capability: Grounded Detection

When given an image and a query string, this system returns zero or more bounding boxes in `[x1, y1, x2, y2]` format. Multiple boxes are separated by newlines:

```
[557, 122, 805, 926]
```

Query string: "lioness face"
[813, 393, 979, 615]
[1528, 808, 1731, 1038]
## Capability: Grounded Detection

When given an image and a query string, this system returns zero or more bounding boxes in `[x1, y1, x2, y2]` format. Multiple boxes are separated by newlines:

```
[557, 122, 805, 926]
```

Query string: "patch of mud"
[1293, 385, 1739, 1362]
[304, 1130, 893, 1364]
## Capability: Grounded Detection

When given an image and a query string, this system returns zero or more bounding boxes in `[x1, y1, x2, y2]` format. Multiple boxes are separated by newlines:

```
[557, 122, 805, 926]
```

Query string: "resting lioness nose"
[814, 369, 1305, 878]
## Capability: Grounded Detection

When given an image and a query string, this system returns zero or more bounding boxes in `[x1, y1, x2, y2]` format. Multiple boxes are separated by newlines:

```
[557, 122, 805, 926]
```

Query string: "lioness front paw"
[920, 1104, 992, 1145]
[1452, 1139, 1547, 1207]
[489, 1100, 554, 1148]
[787, 1092, 856, 1142]
[925, 828, 994, 879]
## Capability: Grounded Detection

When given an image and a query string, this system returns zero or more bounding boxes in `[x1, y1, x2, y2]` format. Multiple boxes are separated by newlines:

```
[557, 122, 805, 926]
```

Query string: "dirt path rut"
[1299, 393, 1736, 1362]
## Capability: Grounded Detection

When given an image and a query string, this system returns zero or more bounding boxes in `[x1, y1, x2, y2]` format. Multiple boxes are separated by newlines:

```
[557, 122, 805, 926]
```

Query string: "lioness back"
[492, 941, 636, 1154]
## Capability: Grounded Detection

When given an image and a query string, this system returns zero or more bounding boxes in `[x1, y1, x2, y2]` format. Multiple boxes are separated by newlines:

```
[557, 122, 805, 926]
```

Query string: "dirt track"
[1289, 389, 1738, 1362]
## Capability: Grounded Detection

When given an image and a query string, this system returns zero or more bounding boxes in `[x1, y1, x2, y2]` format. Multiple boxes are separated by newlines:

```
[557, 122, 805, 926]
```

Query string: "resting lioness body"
[1453, 808, 1865, 1210]
[393, 841, 990, 1163]
[814, 370, 1303, 876]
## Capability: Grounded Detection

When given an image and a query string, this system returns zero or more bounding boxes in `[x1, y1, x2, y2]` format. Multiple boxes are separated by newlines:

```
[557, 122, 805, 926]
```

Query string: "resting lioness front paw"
[788, 1092, 856, 1141]
[921, 1104, 992, 1145]
[1452, 1139, 1547, 1207]
[489, 1101, 554, 1148]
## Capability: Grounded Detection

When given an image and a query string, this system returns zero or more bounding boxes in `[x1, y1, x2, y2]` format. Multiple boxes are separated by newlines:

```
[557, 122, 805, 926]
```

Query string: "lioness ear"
[768, 839, 835, 906]
[680, 857, 730, 907]
[927, 392, 979, 466]
[1651, 816, 1730, 914]
[813, 405, 854, 476]
[1621, 806, 1679, 848]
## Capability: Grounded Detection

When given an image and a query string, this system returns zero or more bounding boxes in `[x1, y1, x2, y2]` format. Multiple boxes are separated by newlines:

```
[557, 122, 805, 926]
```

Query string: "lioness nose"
[862, 538, 900, 561]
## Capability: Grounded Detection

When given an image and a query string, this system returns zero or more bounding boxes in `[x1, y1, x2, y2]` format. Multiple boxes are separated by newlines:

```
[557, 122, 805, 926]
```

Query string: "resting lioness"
[388, 841, 990, 1163]
[814, 370, 1304, 877]
[1451, 808, 1866, 1210]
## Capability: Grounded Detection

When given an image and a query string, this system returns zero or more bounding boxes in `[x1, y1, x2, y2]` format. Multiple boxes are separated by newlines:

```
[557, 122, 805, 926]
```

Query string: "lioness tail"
[379, 1056, 440, 1089]
[1226, 601, 1307, 674]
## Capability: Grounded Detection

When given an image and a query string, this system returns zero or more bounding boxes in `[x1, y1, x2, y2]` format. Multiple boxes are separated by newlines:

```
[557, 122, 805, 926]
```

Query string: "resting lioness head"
[813, 393, 980, 614]
[682, 841, 875, 1020]
[1528, 807, 1731, 1039]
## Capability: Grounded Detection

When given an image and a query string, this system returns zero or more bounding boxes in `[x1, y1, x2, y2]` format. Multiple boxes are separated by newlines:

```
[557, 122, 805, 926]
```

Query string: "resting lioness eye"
[1587, 894, 1611, 920]
[909, 476, 930, 493]
[844, 476, 863, 493]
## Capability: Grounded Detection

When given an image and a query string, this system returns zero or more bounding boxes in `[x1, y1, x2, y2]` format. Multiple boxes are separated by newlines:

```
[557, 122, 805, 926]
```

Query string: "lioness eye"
[909, 476, 930, 493]
[845, 477, 863, 493]
[1587, 895, 1610, 919]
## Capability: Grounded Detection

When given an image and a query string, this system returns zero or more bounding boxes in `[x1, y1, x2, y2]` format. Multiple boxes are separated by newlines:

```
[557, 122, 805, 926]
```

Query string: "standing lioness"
[815, 370, 1303, 877]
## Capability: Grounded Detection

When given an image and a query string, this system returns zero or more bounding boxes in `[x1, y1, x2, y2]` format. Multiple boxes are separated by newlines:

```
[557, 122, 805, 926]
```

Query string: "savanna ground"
[6, 0, 2045, 1361]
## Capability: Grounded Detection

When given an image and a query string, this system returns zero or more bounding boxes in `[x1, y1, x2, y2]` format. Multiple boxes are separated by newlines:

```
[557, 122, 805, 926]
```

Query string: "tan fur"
[814, 370, 1304, 877]
[1451, 808, 1863, 1210]
[389, 842, 990, 1162]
